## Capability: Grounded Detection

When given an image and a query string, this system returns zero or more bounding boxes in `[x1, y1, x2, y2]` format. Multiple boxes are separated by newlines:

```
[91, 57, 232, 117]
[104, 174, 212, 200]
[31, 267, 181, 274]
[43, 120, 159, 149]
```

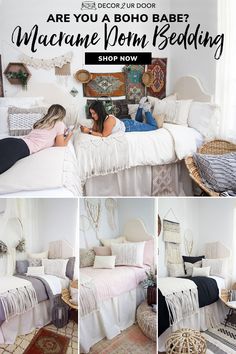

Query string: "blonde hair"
[33, 104, 66, 129]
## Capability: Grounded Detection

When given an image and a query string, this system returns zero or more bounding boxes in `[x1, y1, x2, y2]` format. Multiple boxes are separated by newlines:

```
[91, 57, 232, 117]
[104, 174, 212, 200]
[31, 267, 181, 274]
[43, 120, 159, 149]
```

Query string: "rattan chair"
[220, 289, 236, 327]
[185, 139, 236, 196]
[61, 288, 78, 310]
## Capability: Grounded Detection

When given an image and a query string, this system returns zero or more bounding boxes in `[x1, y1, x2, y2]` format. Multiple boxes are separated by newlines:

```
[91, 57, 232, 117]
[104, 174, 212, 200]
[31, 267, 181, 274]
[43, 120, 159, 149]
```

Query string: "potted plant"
[5, 70, 29, 89]
[142, 270, 157, 306]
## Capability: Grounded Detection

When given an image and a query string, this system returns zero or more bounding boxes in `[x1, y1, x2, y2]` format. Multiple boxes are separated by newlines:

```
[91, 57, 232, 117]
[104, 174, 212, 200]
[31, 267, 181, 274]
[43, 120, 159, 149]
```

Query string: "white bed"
[0, 240, 75, 344]
[80, 219, 155, 353]
[0, 76, 216, 196]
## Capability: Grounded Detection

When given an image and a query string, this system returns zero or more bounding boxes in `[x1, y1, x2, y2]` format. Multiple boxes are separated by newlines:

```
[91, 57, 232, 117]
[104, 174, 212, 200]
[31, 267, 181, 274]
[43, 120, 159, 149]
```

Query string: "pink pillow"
[144, 239, 154, 267]
[93, 246, 111, 256]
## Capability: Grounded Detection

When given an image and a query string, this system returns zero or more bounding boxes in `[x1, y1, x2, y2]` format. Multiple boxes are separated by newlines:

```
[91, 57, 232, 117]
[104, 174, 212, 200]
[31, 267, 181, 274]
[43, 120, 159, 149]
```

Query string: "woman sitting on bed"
[0, 104, 73, 175]
[80, 97, 158, 137]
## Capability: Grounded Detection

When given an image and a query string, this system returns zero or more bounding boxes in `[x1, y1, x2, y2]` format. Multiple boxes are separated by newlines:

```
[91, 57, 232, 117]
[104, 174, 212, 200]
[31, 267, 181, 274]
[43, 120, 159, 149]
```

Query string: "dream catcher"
[84, 198, 101, 240]
[105, 198, 117, 231]
[184, 229, 194, 256]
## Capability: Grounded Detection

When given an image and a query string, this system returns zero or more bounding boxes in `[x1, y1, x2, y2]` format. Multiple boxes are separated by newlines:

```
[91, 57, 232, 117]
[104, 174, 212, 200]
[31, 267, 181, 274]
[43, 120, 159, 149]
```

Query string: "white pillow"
[27, 266, 45, 276]
[111, 242, 145, 267]
[42, 259, 68, 279]
[0, 107, 9, 135]
[100, 236, 126, 247]
[184, 260, 202, 276]
[159, 100, 192, 126]
[93, 255, 116, 269]
[202, 258, 228, 278]
[0, 97, 45, 108]
[192, 266, 210, 277]
[188, 102, 220, 138]
[28, 251, 48, 260]
[168, 263, 185, 277]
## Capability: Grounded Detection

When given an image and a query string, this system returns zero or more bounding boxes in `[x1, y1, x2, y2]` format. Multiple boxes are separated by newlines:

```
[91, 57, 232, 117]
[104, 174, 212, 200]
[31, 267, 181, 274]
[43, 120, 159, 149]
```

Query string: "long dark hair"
[89, 101, 107, 133]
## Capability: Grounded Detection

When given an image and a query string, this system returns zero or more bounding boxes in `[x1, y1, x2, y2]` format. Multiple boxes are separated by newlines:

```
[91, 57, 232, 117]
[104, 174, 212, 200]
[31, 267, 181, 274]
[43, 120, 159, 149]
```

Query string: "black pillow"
[182, 255, 205, 274]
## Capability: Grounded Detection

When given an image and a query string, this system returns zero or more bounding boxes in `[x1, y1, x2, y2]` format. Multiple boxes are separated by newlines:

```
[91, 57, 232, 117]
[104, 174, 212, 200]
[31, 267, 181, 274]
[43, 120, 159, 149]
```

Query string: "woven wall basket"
[75, 69, 92, 83]
[165, 328, 207, 354]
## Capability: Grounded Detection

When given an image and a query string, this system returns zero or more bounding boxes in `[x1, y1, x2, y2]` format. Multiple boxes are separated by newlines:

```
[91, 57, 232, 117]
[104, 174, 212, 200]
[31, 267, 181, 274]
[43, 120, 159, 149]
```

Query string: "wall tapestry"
[83, 72, 126, 97]
[0, 55, 4, 97]
[147, 58, 167, 99]
[123, 65, 145, 103]
[163, 219, 182, 264]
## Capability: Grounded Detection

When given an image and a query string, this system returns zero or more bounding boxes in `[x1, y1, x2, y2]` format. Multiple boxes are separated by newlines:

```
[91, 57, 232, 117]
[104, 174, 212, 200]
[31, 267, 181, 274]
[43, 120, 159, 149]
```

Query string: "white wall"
[0, 0, 218, 117]
[158, 198, 200, 277]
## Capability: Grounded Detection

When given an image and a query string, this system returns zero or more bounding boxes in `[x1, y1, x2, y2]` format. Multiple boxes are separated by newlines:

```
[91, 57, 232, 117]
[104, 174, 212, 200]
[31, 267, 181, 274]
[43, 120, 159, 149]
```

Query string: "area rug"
[203, 323, 236, 354]
[147, 58, 167, 99]
[124, 64, 145, 103]
[83, 72, 126, 97]
[90, 324, 156, 354]
[23, 328, 70, 354]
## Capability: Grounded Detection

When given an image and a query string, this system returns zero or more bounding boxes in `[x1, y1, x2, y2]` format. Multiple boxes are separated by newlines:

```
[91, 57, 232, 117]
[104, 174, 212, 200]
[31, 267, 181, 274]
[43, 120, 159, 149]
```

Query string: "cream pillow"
[100, 236, 126, 247]
[192, 266, 210, 277]
[168, 263, 185, 277]
[184, 260, 202, 276]
[160, 100, 192, 126]
[93, 255, 116, 269]
[42, 259, 68, 278]
[28, 251, 48, 260]
[202, 258, 228, 278]
[111, 242, 145, 267]
[148, 94, 177, 128]
[27, 266, 45, 276]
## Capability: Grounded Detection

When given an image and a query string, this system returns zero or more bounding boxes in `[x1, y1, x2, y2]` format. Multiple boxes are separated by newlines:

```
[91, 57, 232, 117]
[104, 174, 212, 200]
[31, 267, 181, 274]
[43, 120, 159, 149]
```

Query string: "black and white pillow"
[182, 255, 205, 274]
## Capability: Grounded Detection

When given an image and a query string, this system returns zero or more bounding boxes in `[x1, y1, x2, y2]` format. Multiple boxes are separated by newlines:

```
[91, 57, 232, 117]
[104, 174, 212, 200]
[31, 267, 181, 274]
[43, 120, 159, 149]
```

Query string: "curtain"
[215, 0, 236, 141]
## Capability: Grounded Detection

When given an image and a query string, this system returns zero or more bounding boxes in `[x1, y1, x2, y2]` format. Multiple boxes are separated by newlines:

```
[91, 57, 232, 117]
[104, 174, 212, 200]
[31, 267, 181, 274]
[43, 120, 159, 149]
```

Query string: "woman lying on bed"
[0, 104, 74, 174]
[80, 98, 158, 137]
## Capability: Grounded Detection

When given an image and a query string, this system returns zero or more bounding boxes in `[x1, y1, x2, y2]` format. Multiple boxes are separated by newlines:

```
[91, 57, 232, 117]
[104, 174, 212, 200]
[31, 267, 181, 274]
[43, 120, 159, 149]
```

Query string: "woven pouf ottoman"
[136, 301, 156, 342]
[166, 328, 207, 354]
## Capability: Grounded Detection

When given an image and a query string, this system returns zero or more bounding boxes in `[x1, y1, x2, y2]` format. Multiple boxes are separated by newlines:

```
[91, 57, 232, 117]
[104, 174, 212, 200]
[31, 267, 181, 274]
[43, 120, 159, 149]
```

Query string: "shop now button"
[85, 52, 152, 65]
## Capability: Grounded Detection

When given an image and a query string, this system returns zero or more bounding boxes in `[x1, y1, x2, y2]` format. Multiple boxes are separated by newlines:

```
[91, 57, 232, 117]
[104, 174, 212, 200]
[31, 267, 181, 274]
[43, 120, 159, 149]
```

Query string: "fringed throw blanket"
[0, 276, 38, 321]
[159, 277, 199, 326]
[80, 279, 98, 317]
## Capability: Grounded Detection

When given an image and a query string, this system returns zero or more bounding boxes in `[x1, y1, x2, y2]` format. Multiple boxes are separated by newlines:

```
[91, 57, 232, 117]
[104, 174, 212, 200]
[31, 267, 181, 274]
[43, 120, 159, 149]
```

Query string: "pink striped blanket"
[80, 266, 148, 317]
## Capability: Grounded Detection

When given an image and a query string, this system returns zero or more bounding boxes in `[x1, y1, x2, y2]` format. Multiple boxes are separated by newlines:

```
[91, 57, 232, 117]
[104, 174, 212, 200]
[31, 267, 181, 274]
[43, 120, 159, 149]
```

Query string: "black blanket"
[158, 276, 219, 336]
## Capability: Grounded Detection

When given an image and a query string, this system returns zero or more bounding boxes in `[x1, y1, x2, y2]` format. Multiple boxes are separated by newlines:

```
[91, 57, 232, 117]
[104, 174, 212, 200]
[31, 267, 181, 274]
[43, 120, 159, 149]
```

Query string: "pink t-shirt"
[22, 121, 66, 154]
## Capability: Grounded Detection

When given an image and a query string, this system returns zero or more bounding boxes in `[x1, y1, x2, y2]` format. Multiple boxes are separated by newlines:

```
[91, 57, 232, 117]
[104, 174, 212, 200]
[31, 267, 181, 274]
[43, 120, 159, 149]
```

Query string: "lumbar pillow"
[93, 255, 116, 269]
[42, 259, 69, 278]
[202, 258, 228, 278]
[80, 248, 95, 268]
[100, 236, 126, 247]
[27, 266, 45, 276]
[168, 263, 185, 277]
[193, 153, 236, 193]
[192, 266, 210, 277]
[111, 242, 145, 267]
[184, 260, 202, 276]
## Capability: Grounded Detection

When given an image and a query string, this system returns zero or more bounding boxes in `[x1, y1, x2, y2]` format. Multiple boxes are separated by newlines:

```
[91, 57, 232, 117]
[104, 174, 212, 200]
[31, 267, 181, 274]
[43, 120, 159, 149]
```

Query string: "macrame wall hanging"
[84, 198, 101, 240]
[163, 208, 182, 264]
[105, 198, 117, 231]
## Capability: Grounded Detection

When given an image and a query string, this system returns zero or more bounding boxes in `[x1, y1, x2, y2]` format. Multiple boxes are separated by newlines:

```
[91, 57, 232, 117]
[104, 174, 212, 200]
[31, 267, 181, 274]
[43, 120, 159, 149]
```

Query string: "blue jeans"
[123, 108, 158, 132]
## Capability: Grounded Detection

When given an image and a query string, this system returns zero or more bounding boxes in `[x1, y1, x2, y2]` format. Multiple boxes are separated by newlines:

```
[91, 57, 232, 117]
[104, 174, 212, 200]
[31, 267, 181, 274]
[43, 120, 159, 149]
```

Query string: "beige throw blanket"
[159, 277, 199, 325]
[0, 276, 38, 321]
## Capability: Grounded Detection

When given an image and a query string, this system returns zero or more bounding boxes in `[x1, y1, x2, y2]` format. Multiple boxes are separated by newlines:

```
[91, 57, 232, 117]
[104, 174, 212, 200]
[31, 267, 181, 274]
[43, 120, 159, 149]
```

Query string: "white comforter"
[74, 124, 202, 182]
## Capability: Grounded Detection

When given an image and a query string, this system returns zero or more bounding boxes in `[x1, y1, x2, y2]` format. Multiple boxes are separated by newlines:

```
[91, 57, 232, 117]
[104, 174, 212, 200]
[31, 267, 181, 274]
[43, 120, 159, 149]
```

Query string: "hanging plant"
[5, 70, 29, 89]
[16, 238, 26, 253]
[0, 240, 8, 257]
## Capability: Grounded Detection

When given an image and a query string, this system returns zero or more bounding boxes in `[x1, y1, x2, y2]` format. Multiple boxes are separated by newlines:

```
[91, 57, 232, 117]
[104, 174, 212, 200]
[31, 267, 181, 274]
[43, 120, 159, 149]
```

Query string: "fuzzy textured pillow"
[192, 266, 210, 277]
[80, 248, 95, 268]
[42, 259, 68, 279]
[100, 236, 126, 247]
[93, 255, 116, 269]
[168, 263, 185, 277]
[111, 242, 145, 267]
[193, 153, 236, 193]
[28, 251, 48, 260]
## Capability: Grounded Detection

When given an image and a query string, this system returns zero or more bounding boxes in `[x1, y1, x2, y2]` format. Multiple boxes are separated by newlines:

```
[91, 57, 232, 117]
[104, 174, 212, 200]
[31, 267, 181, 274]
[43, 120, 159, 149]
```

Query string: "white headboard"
[49, 240, 74, 259]
[205, 241, 231, 259]
[174, 76, 212, 102]
[123, 218, 153, 242]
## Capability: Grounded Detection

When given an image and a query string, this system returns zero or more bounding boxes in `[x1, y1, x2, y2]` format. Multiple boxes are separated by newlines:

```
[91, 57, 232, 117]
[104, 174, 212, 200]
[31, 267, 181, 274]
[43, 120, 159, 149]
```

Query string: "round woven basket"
[136, 301, 156, 342]
[166, 329, 207, 354]
[142, 71, 154, 87]
[75, 69, 92, 83]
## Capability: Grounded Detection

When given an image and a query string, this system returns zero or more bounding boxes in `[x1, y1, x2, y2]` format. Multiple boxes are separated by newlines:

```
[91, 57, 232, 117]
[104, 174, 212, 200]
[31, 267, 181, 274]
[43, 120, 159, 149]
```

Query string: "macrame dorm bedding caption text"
[11, 13, 224, 60]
